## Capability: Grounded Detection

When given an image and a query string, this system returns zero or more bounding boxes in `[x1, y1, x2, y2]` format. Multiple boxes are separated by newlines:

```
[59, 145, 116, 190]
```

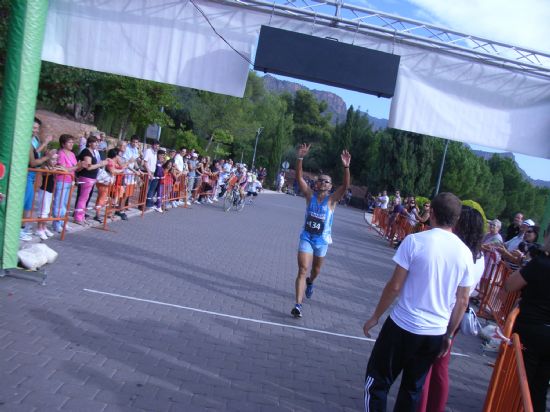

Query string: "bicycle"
[223, 183, 245, 212]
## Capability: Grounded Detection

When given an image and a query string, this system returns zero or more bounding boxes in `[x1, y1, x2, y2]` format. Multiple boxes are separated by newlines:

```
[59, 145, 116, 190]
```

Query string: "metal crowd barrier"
[161, 173, 188, 209]
[476, 257, 520, 330]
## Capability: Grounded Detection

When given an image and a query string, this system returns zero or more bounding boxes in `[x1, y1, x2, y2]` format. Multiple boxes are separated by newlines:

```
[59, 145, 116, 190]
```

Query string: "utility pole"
[434, 139, 449, 196]
[251, 127, 264, 171]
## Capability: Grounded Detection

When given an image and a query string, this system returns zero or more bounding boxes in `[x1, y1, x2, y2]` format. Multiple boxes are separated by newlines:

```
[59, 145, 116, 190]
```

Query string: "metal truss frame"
[215, 0, 550, 79]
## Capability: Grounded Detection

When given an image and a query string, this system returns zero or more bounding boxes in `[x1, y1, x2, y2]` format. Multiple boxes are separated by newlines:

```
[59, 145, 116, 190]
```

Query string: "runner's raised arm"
[329, 150, 351, 207]
[295, 143, 313, 200]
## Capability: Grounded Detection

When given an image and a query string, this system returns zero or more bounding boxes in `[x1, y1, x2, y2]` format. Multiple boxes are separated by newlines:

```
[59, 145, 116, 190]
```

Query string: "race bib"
[305, 215, 325, 235]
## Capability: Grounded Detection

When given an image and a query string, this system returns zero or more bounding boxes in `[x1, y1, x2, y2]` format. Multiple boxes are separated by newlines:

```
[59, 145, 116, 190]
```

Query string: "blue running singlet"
[300, 194, 334, 245]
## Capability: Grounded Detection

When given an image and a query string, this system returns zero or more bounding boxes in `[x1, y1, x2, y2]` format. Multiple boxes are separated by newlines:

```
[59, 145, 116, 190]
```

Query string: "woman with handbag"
[417, 206, 485, 412]
[74, 136, 107, 225]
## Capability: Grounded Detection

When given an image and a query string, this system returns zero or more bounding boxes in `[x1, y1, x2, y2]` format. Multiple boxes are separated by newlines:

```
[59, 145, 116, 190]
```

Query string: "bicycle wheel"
[224, 192, 233, 212]
[236, 196, 245, 212]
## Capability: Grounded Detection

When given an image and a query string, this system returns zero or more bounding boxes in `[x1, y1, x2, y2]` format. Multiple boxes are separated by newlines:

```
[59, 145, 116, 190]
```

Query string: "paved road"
[1, 191, 497, 411]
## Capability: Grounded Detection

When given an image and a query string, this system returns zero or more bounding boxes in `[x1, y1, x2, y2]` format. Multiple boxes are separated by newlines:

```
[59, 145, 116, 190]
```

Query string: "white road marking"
[83, 288, 470, 358]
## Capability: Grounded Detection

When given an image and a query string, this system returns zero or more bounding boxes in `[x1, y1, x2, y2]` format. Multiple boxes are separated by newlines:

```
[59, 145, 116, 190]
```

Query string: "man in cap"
[505, 218, 535, 252]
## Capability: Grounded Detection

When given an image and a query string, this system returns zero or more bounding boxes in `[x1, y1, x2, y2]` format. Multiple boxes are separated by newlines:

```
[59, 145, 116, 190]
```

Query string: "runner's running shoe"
[305, 279, 314, 299]
[291, 304, 303, 318]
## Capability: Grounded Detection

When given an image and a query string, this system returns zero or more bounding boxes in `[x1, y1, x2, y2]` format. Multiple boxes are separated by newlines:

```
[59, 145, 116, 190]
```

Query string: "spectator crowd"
[19, 118, 265, 241]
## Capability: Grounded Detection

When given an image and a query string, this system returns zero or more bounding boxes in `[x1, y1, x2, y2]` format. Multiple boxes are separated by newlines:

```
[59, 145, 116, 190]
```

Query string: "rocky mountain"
[471, 149, 550, 188]
[261, 75, 388, 130]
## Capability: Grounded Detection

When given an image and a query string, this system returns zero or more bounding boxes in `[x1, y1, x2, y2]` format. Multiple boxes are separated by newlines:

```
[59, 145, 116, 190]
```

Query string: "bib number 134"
[305, 216, 324, 235]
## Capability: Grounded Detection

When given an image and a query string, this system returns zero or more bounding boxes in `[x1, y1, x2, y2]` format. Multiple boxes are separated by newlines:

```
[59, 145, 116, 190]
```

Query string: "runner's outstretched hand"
[297, 143, 311, 158]
[341, 150, 351, 167]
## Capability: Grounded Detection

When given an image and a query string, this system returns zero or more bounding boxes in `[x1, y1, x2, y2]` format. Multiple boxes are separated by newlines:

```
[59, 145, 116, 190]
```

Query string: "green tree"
[487, 155, 527, 221]
[291, 90, 332, 145]
[267, 112, 293, 188]
[38, 62, 108, 120]
[101, 76, 178, 139]
[160, 129, 201, 152]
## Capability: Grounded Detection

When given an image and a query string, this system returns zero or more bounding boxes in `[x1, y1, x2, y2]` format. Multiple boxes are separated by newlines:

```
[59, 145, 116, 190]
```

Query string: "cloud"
[406, 0, 550, 53]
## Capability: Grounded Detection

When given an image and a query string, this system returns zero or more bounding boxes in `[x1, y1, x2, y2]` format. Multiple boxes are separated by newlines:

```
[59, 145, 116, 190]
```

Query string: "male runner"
[291, 143, 351, 318]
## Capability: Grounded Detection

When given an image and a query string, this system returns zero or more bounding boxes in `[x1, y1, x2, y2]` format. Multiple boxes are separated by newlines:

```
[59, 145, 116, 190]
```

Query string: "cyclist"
[291, 143, 351, 318]
[235, 164, 248, 202]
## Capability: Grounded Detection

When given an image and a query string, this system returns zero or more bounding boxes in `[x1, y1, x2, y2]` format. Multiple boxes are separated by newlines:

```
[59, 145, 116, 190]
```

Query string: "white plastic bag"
[33, 243, 58, 264]
[460, 307, 481, 336]
[18, 247, 48, 271]
[17, 243, 58, 270]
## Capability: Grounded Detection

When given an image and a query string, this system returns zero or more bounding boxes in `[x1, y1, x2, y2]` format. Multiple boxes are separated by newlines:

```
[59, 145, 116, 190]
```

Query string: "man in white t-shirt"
[362, 192, 474, 411]
[143, 141, 159, 177]
[378, 190, 389, 209]
[172, 147, 188, 206]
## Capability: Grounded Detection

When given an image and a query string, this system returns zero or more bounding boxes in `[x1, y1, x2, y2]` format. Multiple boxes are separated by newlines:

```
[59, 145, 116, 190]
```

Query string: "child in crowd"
[162, 159, 175, 208]
[35, 150, 60, 240]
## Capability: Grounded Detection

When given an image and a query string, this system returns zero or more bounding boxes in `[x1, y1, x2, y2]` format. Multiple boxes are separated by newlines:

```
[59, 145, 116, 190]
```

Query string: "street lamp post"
[434, 139, 449, 196]
[251, 127, 263, 170]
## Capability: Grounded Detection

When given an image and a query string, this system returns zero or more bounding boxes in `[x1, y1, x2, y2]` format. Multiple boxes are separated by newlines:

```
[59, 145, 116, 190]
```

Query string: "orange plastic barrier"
[477, 261, 520, 329]
[371, 207, 382, 227]
[370, 207, 429, 246]
[101, 172, 148, 229]
[22, 168, 76, 240]
[483, 333, 533, 412]
[193, 172, 217, 202]
[377, 209, 390, 236]
[163, 173, 188, 209]
[475, 251, 500, 303]
[502, 307, 520, 338]
[388, 213, 417, 247]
